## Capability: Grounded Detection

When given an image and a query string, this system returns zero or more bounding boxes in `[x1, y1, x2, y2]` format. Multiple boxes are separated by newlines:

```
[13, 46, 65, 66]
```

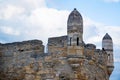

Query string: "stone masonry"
[0, 8, 114, 80]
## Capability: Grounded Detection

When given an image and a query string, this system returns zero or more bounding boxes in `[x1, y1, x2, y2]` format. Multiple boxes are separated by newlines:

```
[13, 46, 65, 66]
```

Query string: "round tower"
[67, 8, 84, 57]
[67, 8, 83, 46]
[102, 33, 114, 76]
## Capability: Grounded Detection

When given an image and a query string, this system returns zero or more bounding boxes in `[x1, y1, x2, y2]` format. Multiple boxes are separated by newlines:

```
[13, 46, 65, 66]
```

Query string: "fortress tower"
[102, 33, 114, 76]
[0, 8, 114, 80]
[67, 8, 84, 57]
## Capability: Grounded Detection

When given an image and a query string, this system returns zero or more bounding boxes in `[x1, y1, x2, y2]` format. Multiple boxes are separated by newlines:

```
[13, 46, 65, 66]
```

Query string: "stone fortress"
[0, 8, 114, 80]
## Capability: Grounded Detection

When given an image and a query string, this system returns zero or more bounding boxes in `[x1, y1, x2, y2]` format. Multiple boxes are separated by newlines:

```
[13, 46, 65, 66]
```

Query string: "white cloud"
[0, 0, 119, 79]
[0, 0, 46, 20]
[22, 0, 46, 8]
[0, 26, 20, 36]
[0, 0, 120, 51]
[0, 5, 25, 20]
[98, 25, 120, 46]
[22, 7, 69, 45]
[83, 16, 120, 47]
[0, 0, 70, 45]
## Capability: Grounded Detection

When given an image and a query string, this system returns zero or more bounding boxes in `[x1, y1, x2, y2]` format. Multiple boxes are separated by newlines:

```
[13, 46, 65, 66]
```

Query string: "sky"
[0, 0, 120, 80]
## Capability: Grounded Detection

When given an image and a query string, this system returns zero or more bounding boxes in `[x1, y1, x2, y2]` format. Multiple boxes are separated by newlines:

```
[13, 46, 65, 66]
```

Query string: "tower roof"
[67, 8, 83, 24]
[103, 33, 112, 40]
[69, 8, 82, 17]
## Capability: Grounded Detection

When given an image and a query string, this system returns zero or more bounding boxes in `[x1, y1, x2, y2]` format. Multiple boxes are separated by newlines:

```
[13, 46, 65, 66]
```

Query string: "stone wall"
[0, 40, 44, 80]
[0, 8, 113, 80]
[0, 39, 111, 80]
[48, 36, 67, 57]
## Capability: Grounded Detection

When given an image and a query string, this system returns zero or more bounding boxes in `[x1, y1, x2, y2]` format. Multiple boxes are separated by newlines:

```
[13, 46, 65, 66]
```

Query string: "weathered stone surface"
[0, 8, 114, 80]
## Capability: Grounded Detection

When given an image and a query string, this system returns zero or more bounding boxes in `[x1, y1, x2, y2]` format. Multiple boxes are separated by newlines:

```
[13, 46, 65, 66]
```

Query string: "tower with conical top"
[67, 8, 84, 57]
[102, 33, 114, 76]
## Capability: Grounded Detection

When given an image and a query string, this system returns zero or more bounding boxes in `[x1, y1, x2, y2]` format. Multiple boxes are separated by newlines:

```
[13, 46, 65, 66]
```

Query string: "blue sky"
[0, 0, 120, 80]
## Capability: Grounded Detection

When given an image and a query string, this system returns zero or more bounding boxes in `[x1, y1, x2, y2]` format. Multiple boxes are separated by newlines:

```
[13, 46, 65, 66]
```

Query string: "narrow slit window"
[77, 37, 79, 46]
[70, 37, 72, 46]
[108, 54, 110, 62]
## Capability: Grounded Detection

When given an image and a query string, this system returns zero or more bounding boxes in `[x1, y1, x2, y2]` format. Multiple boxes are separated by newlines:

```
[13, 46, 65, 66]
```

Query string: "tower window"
[108, 54, 110, 62]
[70, 37, 72, 46]
[77, 37, 79, 46]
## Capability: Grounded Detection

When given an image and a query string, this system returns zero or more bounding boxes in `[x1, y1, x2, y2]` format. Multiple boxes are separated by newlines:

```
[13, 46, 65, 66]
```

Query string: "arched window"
[77, 37, 79, 46]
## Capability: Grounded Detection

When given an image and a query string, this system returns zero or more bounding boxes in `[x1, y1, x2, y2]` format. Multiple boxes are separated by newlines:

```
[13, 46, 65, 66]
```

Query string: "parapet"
[48, 35, 67, 46]
[1, 39, 43, 46]
[0, 40, 44, 57]
[85, 44, 96, 49]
